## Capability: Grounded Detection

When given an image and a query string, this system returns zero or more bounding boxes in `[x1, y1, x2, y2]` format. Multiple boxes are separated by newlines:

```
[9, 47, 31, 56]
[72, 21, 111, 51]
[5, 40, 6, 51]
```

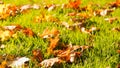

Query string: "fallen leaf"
[93, 8, 115, 16]
[22, 28, 34, 36]
[69, 0, 81, 9]
[0, 61, 8, 68]
[48, 4, 56, 11]
[40, 28, 59, 38]
[47, 35, 60, 54]
[32, 49, 43, 62]
[104, 17, 118, 23]
[0, 30, 12, 41]
[20, 4, 31, 12]
[53, 45, 91, 62]
[31, 4, 40, 9]
[0, 4, 19, 19]
[3, 24, 22, 31]
[39, 57, 63, 68]
[0, 44, 5, 49]
[110, 0, 120, 8]
[9, 57, 30, 68]
[112, 27, 120, 31]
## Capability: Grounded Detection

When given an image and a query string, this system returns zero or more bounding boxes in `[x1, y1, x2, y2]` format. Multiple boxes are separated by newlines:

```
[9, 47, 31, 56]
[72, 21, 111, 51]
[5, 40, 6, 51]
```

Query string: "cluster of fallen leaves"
[0, 24, 34, 42]
[0, 27, 92, 68]
[0, 0, 120, 68]
[0, 3, 39, 19]
[33, 0, 120, 35]
[35, 28, 92, 67]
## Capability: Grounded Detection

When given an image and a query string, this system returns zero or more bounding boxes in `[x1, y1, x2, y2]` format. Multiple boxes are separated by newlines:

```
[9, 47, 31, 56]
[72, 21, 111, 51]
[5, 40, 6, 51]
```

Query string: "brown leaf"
[22, 28, 34, 36]
[32, 49, 43, 62]
[53, 45, 91, 62]
[117, 64, 120, 68]
[110, 0, 120, 8]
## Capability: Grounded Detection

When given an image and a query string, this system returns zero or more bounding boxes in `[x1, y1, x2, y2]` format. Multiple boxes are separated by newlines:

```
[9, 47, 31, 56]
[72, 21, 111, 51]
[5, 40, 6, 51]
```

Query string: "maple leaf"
[69, 0, 81, 9]
[32, 49, 43, 62]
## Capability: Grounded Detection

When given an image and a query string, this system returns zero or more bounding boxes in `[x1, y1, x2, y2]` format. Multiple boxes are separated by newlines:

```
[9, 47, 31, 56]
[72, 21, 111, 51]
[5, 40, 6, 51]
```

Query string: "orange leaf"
[0, 61, 8, 68]
[47, 35, 59, 54]
[69, 0, 81, 9]
[40, 28, 59, 38]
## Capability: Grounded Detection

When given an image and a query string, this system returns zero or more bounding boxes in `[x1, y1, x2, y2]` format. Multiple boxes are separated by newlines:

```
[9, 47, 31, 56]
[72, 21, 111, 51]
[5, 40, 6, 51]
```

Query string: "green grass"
[0, 0, 120, 68]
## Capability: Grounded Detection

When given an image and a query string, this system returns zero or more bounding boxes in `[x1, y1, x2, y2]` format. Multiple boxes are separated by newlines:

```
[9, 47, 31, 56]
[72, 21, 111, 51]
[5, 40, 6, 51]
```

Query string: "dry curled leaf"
[32, 49, 43, 62]
[39, 57, 63, 68]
